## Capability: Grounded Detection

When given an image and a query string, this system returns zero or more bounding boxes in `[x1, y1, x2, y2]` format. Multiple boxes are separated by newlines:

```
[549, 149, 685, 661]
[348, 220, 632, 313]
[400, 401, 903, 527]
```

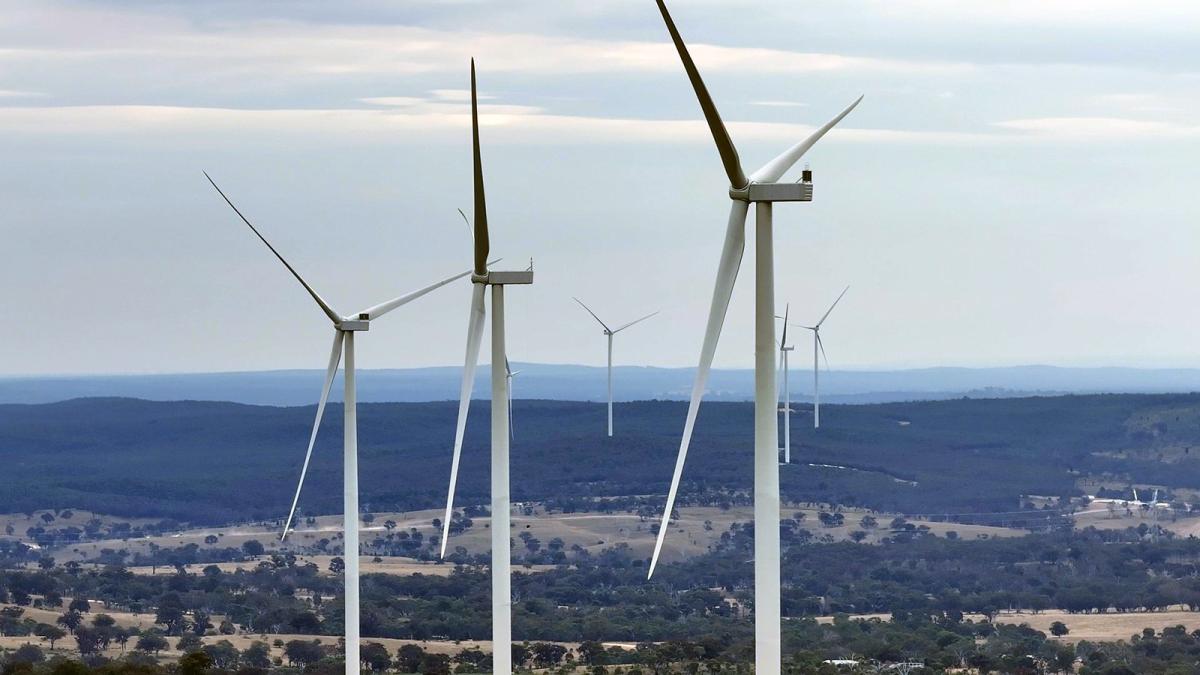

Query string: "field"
[992, 609, 1200, 644]
[14, 503, 1025, 570]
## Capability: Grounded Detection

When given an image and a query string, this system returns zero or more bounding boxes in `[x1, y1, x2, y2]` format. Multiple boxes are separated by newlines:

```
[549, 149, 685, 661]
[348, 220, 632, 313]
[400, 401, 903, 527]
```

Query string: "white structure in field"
[204, 173, 470, 675]
[645, 1, 862, 673]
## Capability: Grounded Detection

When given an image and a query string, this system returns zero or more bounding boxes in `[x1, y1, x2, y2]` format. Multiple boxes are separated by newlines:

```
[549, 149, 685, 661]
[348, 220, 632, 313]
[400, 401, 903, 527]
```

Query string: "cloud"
[0, 14, 970, 81]
[0, 103, 988, 147]
[993, 116, 1200, 141]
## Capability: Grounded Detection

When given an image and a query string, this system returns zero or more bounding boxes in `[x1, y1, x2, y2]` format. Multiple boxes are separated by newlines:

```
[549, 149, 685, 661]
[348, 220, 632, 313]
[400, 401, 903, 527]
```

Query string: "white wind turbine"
[438, 60, 534, 675]
[203, 173, 473, 675]
[645, 1, 862, 672]
[776, 305, 794, 464]
[797, 286, 848, 429]
[573, 298, 659, 437]
[506, 357, 520, 440]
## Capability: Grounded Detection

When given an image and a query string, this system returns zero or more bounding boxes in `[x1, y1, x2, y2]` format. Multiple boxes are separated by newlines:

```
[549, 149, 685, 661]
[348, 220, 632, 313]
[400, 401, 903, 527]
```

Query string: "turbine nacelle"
[474, 270, 535, 286]
[731, 181, 814, 203]
[337, 319, 370, 332]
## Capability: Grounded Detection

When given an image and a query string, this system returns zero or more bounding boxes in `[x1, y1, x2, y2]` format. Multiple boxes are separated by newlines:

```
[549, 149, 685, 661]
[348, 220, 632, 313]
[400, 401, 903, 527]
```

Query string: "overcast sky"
[1, 0, 1198, 376]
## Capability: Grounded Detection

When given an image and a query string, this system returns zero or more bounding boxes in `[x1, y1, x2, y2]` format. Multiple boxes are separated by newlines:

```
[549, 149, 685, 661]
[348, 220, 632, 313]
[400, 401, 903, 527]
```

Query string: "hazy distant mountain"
[2, 364, 1199, 406]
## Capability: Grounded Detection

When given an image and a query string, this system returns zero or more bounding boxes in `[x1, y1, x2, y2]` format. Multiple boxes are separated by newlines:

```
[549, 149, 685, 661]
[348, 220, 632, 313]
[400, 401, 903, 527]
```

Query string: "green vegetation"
[4, 394, 1200, 525]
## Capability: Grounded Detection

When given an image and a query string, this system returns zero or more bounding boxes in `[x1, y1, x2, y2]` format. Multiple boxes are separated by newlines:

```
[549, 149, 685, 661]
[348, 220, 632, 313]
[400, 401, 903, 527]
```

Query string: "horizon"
[9, 360, 1200, 381]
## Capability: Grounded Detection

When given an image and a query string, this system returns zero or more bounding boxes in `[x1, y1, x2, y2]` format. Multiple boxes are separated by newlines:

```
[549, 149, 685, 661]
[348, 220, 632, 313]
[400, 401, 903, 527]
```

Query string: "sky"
[1, 0, 1198, 376]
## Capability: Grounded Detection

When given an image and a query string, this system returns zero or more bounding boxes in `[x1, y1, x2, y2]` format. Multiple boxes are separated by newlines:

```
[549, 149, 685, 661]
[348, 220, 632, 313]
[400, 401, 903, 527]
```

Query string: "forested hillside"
[1, 394, 1199, 524]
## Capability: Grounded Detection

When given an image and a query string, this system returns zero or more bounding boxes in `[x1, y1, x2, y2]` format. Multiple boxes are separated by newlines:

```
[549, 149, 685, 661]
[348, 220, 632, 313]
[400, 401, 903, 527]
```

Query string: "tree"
[204, 535, 219, 545]
[329, 557, 345, 574]
[35, 623, 67, 649]
[512, 643, 531, 669]
[56, 611, 83, 633]
[137, 631, 170, 655]
[531, 642, 568, 668]
[284, 639, 324, 667]
[453, 648, 488, 670]
[74, 626, 103, 656]
[362, 642, 392, 672]
[241, 540, 265, 558]
[396, 644, 426, 673]
[578, 641, 607, 666]
[419, 653, 451, 675]
[203, 639, 241, 669]
[177, 634, 203, 652]
[11, 643, 45, 664]
[242, 641, 272, 669]
[67, 598, 90, 614]
[1050, 621, 1070, 637]
[179, 650, 213, 675]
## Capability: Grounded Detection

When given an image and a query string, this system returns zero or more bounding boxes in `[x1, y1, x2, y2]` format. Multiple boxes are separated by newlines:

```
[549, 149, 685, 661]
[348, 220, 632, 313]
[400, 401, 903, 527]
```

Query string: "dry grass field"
[990, 609, 1200, 644]
[5, 503, 1025, 571]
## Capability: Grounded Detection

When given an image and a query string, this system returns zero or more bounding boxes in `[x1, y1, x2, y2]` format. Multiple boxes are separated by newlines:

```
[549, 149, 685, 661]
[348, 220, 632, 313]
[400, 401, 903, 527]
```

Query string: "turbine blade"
[470, 60, 490, 277]
[648, 201, 749, 579]
[439, 284, 487, 558]
[573, 297, 612, 333]
[817, 332, 830, 370]
[356, 268, 475, 321]
[780, 304, 790, 347]
[204, 172, 340, 325]
[654, 0, 747, 189]
[749, 96, 864, 184]
[505, 356, 512, 377]
[282, 330, 344, 541]
[816, 286, 850, 327]
[458, 208, 472, 240]
[613, 310, 660, 333]
[508, 372, 515, 441]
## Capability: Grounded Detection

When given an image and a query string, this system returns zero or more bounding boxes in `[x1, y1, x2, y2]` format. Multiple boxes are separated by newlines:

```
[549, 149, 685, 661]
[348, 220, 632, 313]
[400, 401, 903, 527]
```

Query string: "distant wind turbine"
[573, 297, 659, 436]
[438, 60, 534, 675]
[506, 357, 520, 440]
[797, 286, 849, 429]
[645, 1, 862, 672]
[776, 304, 794, 464]
[203, 172, 472, 675]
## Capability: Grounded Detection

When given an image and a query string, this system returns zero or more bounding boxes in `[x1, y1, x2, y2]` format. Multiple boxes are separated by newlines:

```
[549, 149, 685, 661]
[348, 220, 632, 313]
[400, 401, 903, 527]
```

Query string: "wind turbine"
[645, 2, 862, 673]
[798, 286, 848, 429]
[438, 60, 534, 675]
[573, 298, 659, 437]
[505, 357, 520, 440]
[203, 173, 472, 675]
[776, 305, 794, 464]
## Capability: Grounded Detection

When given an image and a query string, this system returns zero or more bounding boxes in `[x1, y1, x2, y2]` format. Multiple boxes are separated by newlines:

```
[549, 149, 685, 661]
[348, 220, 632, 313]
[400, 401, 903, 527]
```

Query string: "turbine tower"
[645, 2, 861, 673]
[573, 297, 658, 436]
[798, 286, 848, 429]
[438, 60, 534, 675]
[204, 173, 472, 675]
